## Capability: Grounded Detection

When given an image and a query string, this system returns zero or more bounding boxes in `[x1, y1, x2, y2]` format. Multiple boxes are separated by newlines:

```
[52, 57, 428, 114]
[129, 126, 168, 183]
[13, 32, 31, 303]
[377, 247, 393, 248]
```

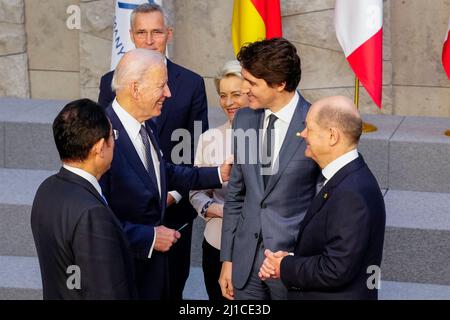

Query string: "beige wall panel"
[25, 0, 80, 71]
[30, 71, 79, 100]
[80, 33, 111, 89]
[393, 86, 450, 117]
[391, 0, 450, 86]
[281, 0, 334, 15]
[80, 0, 114, 41]
[171, 0, 235, 77]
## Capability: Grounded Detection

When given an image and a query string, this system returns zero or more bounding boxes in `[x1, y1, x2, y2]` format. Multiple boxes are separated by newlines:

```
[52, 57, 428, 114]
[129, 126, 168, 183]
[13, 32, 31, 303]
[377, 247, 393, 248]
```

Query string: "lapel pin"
[296, 132, 301, 137]
[323, 193, 328, 199]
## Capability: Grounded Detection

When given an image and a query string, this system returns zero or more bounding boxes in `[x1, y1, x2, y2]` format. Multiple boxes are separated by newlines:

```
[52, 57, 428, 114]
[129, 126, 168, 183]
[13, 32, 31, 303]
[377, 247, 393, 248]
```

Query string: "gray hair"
[130, 3, 172, 29]
[112, 48, 165, 91]
[316, 103, 363, 144]
[214, 60, 243, 94]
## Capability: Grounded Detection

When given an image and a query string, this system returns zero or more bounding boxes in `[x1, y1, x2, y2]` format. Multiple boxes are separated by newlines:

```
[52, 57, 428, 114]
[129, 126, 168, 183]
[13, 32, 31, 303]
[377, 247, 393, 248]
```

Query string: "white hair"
[112, 48, 165, 91]
[214, 60, 243, 94]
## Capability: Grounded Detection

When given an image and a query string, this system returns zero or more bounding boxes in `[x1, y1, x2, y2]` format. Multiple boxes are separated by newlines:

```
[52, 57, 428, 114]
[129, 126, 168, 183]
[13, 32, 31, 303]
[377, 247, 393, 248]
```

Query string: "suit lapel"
[263, 95, 308, 198]
[297, 156, 367, 238]
[251, 110, 265, 195]
[156, 60, 180, 135]
[106, 107, 156, 192]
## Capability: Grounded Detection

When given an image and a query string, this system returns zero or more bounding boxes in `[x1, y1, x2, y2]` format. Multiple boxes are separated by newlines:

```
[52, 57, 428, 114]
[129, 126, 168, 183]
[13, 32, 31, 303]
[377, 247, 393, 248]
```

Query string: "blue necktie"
[100, 194, 109, 206]
[139, 125, 158, 185]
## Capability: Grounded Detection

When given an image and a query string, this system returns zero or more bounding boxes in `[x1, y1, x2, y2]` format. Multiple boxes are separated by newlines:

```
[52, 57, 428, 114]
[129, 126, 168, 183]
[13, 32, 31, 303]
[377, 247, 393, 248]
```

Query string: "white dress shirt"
[321, 149, 359, 185]
[263, 91, 299, 170]
[189, 121, 231, 250]
[62, 164, 104, 198]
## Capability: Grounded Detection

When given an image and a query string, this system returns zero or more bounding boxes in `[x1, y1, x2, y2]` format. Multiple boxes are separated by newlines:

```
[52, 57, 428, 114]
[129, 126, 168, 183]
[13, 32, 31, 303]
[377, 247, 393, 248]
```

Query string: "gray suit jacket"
[221, 93, 320, 289]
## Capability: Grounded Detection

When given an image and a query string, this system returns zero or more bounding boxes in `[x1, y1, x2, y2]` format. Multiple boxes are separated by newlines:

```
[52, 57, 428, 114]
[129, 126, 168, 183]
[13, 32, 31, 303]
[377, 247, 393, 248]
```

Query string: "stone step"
[2, 98, 450, 194]
[0, 98, 67, 171]
[0, 256, 42, 300]
[2, 257, 448, 300]
[0, 168, 55, 257]
[382, 189, 450, 286]
[191, 189, 450, 287]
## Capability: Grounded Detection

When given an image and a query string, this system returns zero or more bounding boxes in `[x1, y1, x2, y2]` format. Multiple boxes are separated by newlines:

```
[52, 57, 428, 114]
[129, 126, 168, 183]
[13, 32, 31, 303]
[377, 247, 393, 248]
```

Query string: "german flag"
[232, 0, 282, 56]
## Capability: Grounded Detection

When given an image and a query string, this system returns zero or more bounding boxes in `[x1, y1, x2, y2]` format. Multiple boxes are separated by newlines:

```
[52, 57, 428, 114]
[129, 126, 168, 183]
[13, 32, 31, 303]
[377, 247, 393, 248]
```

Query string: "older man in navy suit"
[98, 3, 208, 299]
[259, 96, 386, 300]
[100, 48, 230, 299]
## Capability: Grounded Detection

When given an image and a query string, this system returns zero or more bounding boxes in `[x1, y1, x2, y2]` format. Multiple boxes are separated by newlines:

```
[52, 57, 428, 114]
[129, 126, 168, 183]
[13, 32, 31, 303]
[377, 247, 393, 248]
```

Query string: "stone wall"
[0, 0, 29, 98]
[0, 0, 449, 116]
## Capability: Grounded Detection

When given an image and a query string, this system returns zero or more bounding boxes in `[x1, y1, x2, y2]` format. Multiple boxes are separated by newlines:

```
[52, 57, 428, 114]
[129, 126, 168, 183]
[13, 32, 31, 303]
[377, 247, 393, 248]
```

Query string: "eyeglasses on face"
[134, 29, 166, 39]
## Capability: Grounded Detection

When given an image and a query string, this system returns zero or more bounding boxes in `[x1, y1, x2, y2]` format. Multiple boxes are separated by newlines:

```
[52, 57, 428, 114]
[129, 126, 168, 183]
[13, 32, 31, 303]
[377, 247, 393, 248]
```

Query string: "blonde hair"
[214, 60, 242, 94]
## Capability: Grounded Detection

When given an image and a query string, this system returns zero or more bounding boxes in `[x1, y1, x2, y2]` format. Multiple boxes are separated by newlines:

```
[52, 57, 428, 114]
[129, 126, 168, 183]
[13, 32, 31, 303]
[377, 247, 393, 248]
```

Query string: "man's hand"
[219, 261, 234, 300]
[258, 249, 289, 280]
[219, 155, 234, 182]
[167, 193, 175, 207]
[153, 226, 181, 252]
[207, 203, 224, 218]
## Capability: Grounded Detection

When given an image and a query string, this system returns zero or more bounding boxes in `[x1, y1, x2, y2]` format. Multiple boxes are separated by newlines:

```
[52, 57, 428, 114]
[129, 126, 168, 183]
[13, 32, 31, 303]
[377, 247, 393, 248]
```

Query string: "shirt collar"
[112, 98, 145, 141]
[62, 164, 103, 196]
[264, 91, 299, 124]
[322, 149, 359, 183]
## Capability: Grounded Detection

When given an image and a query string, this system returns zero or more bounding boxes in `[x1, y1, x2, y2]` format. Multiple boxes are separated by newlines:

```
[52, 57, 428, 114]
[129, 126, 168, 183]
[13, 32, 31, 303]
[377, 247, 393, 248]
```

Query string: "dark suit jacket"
[280, 155, 386, 300]
[98, 59, 209, 226]
[31, 168, 136, 300]
[100, 106, 221, 299]
[221, 93, 320, 289]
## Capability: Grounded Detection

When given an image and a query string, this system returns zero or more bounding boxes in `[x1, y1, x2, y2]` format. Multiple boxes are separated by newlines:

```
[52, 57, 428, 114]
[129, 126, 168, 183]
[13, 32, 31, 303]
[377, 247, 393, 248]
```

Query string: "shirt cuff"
[169, 191, 182, 203]
[217, 167, 223, 184]
[148, 228, 157, 258]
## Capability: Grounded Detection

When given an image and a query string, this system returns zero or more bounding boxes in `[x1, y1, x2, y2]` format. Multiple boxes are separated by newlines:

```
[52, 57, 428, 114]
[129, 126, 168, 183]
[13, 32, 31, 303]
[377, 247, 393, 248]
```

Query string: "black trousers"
[202, 238, 226, 301]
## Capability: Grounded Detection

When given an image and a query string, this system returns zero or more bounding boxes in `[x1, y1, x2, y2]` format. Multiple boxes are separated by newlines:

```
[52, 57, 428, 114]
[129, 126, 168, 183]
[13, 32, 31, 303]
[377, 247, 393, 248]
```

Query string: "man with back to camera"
[100, 48, 231, 299]
[258, 96, 386, 300]
[98, 3, 209, 299]
[219, 38, 320, 300]
[31, 99, 136, 300]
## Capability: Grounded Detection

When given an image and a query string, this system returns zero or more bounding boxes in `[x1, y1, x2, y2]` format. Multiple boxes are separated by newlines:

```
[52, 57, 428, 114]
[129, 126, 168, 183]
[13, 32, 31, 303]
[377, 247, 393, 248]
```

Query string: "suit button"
[261, 203, 267, 209]
[254, 233, 259, 239]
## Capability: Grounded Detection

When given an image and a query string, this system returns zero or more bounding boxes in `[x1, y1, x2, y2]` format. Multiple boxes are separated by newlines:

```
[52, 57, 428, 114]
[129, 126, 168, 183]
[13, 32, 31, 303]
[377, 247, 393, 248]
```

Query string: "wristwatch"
[200, 200, 214, 218]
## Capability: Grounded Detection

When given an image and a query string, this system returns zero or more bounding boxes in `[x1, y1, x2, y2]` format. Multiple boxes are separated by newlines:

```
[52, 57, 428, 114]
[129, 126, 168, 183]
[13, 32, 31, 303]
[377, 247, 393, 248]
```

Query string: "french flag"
[443, 18, 450, 80]
[335, 0, 383, 108]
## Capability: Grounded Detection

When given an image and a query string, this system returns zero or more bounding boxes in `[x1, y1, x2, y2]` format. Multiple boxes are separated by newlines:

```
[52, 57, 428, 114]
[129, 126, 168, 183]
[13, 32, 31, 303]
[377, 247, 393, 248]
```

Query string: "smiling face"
[299, 104, 330, 168]
[130, 11, 173, 55]
[218, 75, 248, 121]
[240, 68, 281, 110]
[136, 64, 171, 120]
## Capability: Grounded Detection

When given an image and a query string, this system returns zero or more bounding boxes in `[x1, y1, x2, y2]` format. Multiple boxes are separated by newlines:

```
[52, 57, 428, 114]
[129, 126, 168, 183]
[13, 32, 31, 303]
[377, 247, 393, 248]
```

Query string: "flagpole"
[354, 77, 378, 133]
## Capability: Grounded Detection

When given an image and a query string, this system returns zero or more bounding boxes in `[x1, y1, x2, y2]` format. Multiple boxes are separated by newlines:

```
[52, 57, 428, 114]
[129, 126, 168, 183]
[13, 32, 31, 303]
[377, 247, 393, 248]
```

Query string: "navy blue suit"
[100, 106, 220, 299]
[280, 155, 386, 300]
[98, 60, 209, 298]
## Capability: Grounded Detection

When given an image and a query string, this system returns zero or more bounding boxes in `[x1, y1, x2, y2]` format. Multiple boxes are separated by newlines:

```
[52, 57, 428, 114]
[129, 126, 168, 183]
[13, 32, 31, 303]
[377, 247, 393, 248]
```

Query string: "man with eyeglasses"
[31, 99, 136, 299]
[98, 3, 209, 300]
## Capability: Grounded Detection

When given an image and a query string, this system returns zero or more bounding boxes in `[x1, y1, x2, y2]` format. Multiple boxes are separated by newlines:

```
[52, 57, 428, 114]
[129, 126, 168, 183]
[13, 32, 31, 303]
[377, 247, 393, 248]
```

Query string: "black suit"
[280, 155, 386, 300]
[31, 168, 136, 300]
[98, 59, 208, 299]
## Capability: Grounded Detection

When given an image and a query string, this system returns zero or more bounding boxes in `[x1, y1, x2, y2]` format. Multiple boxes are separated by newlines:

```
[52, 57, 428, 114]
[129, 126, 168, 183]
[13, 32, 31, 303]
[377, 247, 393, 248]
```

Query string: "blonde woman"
[190, 60, 248, 300]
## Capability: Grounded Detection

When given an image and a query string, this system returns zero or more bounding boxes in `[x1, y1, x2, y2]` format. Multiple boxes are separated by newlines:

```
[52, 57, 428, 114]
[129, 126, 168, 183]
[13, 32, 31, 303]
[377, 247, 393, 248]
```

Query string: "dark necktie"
[139, 125, 158, 184]
[262, 114, 278, 188]
[316, 172, 326, 195]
